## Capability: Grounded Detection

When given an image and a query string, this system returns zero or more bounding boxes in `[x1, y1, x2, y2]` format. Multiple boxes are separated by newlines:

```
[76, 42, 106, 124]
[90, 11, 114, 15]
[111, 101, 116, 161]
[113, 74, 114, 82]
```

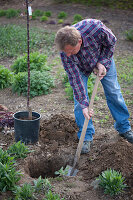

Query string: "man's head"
[55, 26, 82, 56]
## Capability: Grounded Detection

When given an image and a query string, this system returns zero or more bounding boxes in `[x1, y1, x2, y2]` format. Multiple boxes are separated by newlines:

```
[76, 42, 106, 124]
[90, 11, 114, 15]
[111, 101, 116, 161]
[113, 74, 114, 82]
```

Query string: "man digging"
[55, 19, 133, 154]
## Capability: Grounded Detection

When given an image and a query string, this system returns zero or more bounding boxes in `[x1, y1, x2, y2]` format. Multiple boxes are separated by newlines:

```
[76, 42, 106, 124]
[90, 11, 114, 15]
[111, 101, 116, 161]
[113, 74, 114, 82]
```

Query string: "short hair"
[55, 26, 81, 51]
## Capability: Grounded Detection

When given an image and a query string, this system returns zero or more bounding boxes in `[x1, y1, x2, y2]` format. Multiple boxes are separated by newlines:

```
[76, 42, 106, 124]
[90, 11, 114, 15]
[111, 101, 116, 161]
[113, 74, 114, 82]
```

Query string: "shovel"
[67, 75, 100, 176]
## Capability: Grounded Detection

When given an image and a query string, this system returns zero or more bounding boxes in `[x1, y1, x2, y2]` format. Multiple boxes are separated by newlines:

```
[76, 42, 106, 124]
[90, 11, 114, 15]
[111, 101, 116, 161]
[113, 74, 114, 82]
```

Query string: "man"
[55, 19, 133, 154]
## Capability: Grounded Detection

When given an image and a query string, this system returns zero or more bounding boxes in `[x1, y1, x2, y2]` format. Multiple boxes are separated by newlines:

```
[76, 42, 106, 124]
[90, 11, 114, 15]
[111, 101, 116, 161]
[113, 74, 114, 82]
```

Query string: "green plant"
[40, 16, 48, 22]
[6, 8, 19, 18]
[11, 52, 48, 74]
[0, 9, 6, 17]
[7, 141, 31, 159]
[73, 14, 83, 22]
[0, 149, 15, 165]
[0, 162, 21, 192]
[33, 9, 44, 17]
[58, 11, 67, 19]
[13, 183, 35, 200]
[55, 166, 69, 176]
[125, 28, 133, 41]
[0, 65, 13, 89]
[44, 190, 64, 200]
[0, 25, 55, 58]
[97, 169, 127, 196]
[44, 11, 52, 17]
[12, 70, 54, 97]
[58, 19, 64, 24]
[33, 176, 52, 194]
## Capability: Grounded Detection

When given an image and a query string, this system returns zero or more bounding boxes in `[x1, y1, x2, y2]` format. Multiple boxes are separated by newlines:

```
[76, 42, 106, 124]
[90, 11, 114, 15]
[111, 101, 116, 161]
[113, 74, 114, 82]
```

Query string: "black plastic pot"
[13, 111, 41, 144]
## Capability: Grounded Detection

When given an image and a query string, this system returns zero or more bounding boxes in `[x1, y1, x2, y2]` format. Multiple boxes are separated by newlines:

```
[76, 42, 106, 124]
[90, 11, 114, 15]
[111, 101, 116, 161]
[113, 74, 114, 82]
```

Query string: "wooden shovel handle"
[75, 75, 100, 163]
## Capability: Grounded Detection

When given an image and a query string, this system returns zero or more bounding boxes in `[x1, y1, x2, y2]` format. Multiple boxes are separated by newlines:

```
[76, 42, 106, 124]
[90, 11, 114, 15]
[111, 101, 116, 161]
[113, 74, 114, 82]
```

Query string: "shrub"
[0, 162, 21, 192]
[0, 9, 6, 17]
[12, 71, 54, 97]
[58, 11, 67, 19]
[33, 9, 44, 17]
[0, 65, 13, 89]
[11, 52, 48, 74]
[73, 14, 83, 22]
[7, 141, 31, 159]
[97, 169, 127, 196]
[6, 8, 19, 18]
[44, 11, 52, 17]
[40, 15, 48, 22]
[125, 28, 133, 41]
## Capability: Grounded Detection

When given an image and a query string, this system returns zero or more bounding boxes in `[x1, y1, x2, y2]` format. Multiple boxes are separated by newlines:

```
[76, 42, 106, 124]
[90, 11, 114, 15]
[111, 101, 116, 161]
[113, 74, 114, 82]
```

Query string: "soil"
[0, 1, 133, 200]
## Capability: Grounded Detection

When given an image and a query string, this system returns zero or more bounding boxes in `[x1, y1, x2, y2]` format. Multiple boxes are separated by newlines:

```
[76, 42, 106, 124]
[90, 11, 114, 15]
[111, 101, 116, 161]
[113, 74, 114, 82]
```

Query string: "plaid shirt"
[60, 19, 117, 108]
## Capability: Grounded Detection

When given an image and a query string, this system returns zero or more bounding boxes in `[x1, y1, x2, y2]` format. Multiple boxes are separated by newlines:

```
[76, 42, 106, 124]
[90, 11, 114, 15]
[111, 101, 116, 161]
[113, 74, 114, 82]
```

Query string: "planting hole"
[24, 154, 71, 178]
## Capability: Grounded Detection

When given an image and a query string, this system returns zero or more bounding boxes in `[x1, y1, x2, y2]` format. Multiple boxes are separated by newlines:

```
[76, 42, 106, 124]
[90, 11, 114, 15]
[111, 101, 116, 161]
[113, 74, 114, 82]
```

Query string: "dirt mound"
[40, 114, 78, 143]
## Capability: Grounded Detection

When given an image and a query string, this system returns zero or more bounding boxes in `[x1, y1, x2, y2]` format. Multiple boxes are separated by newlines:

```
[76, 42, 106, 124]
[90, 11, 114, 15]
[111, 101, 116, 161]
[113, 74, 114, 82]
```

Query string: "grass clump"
[0, 65, 13, 89]
[7, 141, 31, 159]
[58, 11, 67, 19]
[33, 9, 44, 17]
[11, 52, 48, 74]
[125, 28, 133, 41]
[44, 11, 52, 17]
[97, 168, 127, 196]
[12, 71, 54, 97]
[6, 8, 19, 18]
[43, 190, 64, 200]
[0, 9, 7, 17]
[40, 15, 48, 22]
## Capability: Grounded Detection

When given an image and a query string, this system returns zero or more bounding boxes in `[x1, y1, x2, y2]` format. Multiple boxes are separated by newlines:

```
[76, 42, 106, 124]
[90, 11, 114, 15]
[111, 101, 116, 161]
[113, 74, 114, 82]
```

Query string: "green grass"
[115, 56, 133, 87]
[0, 25, 55, 59]
[53, 0, 133, 10]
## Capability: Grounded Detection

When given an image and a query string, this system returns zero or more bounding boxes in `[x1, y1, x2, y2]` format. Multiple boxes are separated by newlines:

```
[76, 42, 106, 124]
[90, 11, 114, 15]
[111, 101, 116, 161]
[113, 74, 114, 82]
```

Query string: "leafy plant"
[40, 15, 48, 22]
[11, 52, 48, 74]
[73, 14, 83, 22]
[34, 176, 52, 193]
[0, 9, 6, 17]
[97, 168, 127, 196]
[13, 183, 35, 200]
[58, 19, 64, 24]
[7, 141, 31, 159]
[0, 65, 13, 89]
[6, 8, 19, 18]
[125, 28, 133, 41]
[44, 11, 52, 17]
[12, 70, 54, 97]
[0, 149, 15, 165]
[33, 9, 44, 17]
[55, 166, 69, 176]
[0, 162, 21, 192]
[58, 11, 67, 19]
[44, 190, 64, 200]
[0, 111, 14, 128]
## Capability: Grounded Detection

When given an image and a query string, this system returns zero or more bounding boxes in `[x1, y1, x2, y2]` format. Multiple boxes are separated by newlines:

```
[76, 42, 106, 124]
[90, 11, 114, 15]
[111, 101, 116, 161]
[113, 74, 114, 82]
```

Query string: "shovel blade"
[66, 165, 79, 176]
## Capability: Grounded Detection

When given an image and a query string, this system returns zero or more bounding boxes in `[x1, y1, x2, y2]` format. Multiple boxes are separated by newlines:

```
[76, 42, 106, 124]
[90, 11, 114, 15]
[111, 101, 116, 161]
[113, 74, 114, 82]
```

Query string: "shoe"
[81, 141, 91, 154]
[120, 130, 133, 143]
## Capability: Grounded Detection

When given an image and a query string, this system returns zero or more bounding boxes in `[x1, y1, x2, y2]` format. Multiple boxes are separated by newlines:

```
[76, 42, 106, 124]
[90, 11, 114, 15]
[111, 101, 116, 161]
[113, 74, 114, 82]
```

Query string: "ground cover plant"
[0, 25, 55, 58]
[0, 65, 13, 89]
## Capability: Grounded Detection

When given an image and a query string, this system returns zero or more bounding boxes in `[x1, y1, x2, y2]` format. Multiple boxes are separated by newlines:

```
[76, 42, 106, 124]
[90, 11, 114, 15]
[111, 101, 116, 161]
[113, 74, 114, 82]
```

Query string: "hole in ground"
[24, 154, 72, 178]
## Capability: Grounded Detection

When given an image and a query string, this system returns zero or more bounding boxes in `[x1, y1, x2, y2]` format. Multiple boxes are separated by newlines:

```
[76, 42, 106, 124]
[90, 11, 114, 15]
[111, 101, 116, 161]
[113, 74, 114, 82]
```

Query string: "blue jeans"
[74, 58, 131, 141]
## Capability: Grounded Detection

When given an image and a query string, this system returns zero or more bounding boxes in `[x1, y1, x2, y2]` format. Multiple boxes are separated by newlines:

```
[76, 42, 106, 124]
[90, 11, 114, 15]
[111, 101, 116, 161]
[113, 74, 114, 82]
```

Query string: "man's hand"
[82, 107, 93, 120]
[94, 63, 106, 80]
